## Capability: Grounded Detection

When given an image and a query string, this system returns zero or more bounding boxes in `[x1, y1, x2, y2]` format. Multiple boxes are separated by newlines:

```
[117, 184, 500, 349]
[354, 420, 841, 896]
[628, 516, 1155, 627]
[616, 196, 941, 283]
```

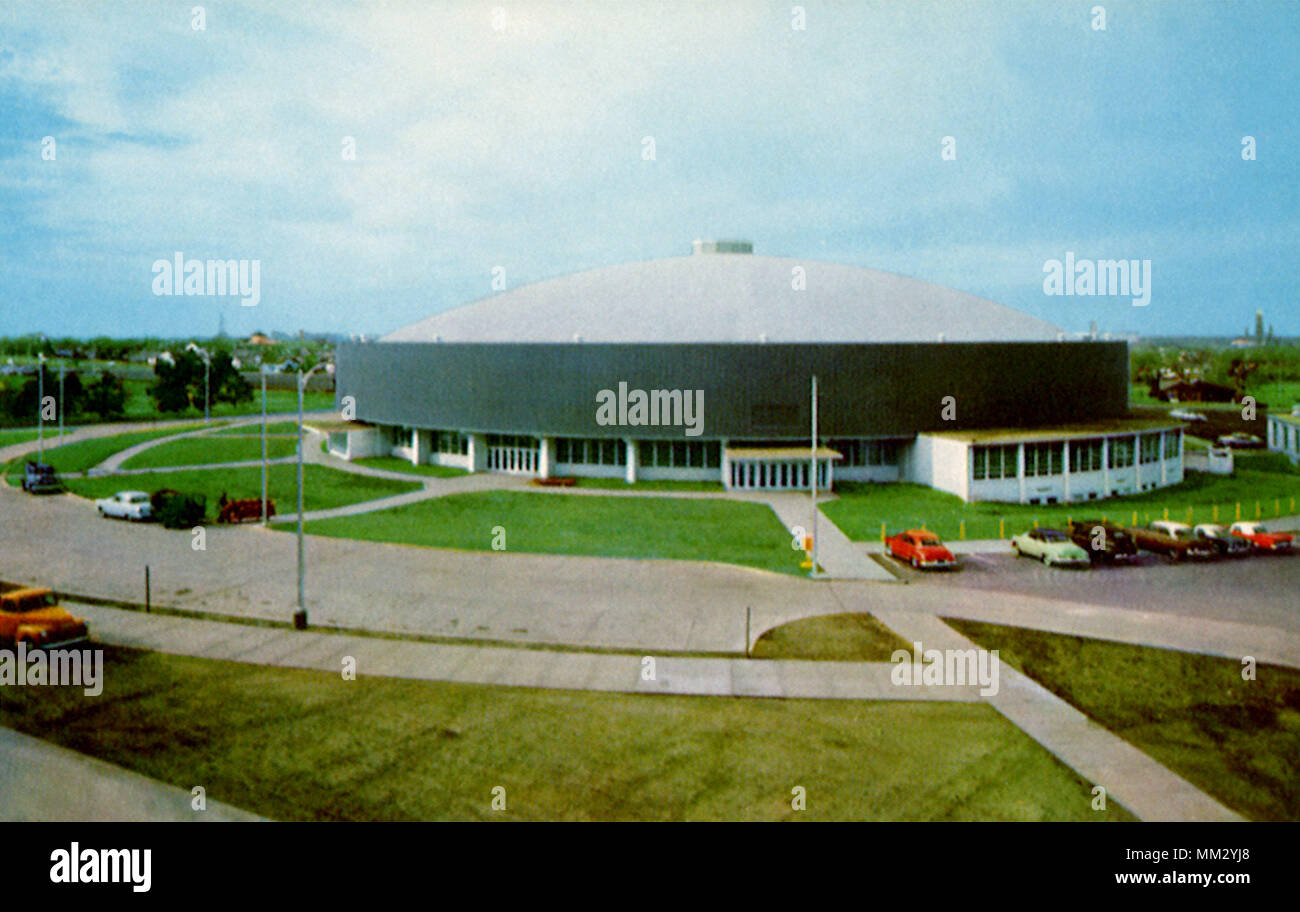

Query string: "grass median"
[2, 424, 210, 484]
[0, 644, 1133, 821]
[303, 489, 804, 574]
[120, 435, 298, 469]
[947, 619, 1300, 821]
[65, 464, 420, 522]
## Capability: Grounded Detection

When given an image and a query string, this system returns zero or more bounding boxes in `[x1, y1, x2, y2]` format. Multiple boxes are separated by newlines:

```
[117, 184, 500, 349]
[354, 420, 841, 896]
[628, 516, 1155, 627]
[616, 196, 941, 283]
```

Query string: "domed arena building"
[330, 241, 1184, 504]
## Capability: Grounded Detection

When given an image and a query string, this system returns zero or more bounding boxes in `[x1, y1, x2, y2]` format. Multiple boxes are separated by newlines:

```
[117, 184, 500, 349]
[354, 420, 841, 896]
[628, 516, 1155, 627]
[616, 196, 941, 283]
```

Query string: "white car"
[1149, 520, 1194, 541]
[96, 491, 153, 521]
[1169, 409, 1207, 422]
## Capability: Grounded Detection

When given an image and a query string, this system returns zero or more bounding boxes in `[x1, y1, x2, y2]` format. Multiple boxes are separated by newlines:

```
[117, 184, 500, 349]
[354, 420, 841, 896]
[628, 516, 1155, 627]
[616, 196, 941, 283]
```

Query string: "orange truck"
[0, 582, 89, 647]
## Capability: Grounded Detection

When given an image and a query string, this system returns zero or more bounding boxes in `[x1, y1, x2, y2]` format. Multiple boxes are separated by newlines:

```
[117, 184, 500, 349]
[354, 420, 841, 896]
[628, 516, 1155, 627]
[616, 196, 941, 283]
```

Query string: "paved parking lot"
[891, 547, 1300, 634]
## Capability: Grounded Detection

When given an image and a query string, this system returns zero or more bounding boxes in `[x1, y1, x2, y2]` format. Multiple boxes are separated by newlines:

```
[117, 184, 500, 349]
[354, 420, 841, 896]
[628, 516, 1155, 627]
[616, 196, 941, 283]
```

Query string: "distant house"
[248, 333, 275, 346]
[1229, 338, 1257, 348]
[1149, 378, 1236, 403]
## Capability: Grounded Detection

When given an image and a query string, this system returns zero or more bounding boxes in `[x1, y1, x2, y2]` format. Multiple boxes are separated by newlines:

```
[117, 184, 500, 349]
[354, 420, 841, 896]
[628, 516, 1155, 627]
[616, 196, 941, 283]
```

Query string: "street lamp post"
[294, 362, 330, 630]
[37, 354, 45, 462]
[261, 369, 268, 525]
[58, 362, 65, 439]
[810, 374, 819, 579]
[203, 351, 210, 423]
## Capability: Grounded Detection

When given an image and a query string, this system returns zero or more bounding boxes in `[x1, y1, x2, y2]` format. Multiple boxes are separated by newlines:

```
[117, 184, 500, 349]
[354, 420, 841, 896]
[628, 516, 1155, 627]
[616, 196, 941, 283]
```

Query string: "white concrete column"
[538, 437, 553, 480]
[1017, 442, 1026, 504]
[625, 439, 638, 484]
[1102, 436, 1110, 494]
[1062, 439, 1071, 503]
[412, 429, 425, 466]
[1135, 435, 1142, 491]
[468, 433, 488, 473]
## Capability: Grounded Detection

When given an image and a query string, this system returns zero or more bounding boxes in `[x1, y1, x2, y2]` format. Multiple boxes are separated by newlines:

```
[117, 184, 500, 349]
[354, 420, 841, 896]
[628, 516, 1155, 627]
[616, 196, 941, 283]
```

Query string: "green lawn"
[304, 490, 804, 575]
[120, 435, 298, 469]
[824, 467, 1300, 542]
[0, 645, 1132, 821]
[3, 424, 208, 481]
[948, 619, 1300, 822]
[0, 428, 40, 448]
[65, 464, 420, 522]
[751, 613, 910, 661]
[349, 456, 468, 478]
[121, 378, 335, 421]
[1129, 381, 1300, 409]
[214, 420, 301, 435]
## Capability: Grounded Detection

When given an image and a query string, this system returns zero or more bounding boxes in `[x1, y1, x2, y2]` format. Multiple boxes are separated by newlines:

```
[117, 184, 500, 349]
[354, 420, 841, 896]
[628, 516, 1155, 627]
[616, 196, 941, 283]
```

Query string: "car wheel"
[1041, 554, 1050, 565]
[1012, 543, 1020, 556]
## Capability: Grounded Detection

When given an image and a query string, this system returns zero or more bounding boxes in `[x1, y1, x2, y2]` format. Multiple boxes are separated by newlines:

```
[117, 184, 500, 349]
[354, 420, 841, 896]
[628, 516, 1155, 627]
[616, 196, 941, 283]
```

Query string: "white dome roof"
[383, 253, 1061, 343]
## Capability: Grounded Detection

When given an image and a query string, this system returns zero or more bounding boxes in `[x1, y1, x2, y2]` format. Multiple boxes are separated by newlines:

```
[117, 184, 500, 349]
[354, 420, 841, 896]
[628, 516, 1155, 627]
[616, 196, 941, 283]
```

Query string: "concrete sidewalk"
[0, 726, 263, 822]
[763, 494, 897, 581]
[78, 602, 978, 702]
[870, 609, 1243, 822]
[78, 602, 1243, 821]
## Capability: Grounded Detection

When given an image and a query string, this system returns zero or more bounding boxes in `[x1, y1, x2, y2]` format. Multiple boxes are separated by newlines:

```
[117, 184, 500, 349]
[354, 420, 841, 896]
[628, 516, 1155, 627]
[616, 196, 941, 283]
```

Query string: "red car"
[885, 529, 957, 570]
[1229, 521, 1293, 552]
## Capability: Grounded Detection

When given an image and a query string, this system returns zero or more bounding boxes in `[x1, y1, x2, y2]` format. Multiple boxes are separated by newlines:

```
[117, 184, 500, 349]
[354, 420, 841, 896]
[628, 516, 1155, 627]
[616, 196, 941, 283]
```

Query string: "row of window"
[434, 431, 469, 455]
[973, 431, 1181, 480]
[826, 438, 902, 468]
[638, 440, 722, 469]
[555, 437, 626, 466]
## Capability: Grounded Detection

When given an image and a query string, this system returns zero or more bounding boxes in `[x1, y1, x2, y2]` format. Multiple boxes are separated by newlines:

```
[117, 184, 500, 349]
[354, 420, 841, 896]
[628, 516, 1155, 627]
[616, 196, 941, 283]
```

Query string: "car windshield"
[1040, 530, 1066, 541]
[915, 535, 940, 545]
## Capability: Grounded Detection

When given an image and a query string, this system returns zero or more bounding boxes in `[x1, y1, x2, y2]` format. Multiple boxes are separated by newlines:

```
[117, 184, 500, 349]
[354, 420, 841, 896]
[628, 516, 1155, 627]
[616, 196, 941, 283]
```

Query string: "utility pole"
[58, 362, 65, 438]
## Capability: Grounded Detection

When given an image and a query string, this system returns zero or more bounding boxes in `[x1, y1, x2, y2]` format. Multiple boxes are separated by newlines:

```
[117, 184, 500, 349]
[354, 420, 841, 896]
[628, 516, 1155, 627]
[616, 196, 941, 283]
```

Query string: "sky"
[1, 0, 1297, 340]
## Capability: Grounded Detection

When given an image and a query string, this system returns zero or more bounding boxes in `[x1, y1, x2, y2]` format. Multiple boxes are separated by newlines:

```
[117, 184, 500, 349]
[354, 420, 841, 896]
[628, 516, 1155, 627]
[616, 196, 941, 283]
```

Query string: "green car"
[1011, 527, 1091, 568]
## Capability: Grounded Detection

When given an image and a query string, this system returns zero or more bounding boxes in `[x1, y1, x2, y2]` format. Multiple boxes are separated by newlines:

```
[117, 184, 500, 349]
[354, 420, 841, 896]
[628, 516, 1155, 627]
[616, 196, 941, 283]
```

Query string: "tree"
[84, 371, 127, 419]
[149, 347, 251, 414]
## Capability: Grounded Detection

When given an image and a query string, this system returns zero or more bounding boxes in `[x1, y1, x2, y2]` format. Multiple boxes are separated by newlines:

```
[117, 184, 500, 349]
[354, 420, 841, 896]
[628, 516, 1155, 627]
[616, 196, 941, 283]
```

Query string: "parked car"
[1010, 528, 1091, 567]
[1216, 432, 1264, 449]
[885, 529, 957, 570]
[1065, 519, 1139, 562]
[151, 489, 207, 529]
[21, 461, 62, 494]
[1228, 520, 1293, 552]
[1130, 522, 1218, 561]
[1192, 523, 1252, 556]
[0, 582, 89, 647]
[95, 490, 153, 521]
[1169, 409, 1207, 422]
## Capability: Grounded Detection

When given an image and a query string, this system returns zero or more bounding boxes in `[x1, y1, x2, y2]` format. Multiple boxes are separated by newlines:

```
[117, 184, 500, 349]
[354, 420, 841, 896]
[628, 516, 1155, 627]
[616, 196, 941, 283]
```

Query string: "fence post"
[145, 565, 151, 613]
[881, 521, 887, 543]
[1255, 501, 1261, 519]
[1213, 504, 1218, 522]
[958, 519, 965, 540]
[998, 518, 1005, 539]
[1235, 502, 1241, 520]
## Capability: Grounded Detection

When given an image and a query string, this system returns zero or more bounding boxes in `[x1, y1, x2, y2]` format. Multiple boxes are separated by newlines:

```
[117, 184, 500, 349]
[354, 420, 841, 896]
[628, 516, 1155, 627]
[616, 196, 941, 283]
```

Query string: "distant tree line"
[0, 366, 127, 424]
